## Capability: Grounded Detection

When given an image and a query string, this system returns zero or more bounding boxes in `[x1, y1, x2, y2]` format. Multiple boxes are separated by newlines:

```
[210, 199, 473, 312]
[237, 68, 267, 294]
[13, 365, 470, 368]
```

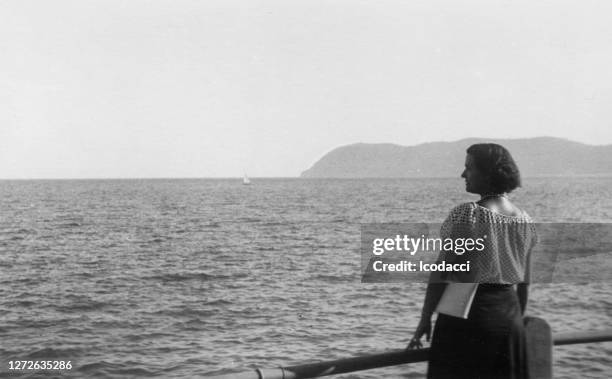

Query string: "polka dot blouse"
[438, 202, 538, 284]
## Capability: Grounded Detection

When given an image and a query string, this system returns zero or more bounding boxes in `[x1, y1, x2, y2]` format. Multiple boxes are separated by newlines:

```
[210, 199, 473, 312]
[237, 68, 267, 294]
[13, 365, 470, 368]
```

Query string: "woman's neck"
[479, 193, 507, 201]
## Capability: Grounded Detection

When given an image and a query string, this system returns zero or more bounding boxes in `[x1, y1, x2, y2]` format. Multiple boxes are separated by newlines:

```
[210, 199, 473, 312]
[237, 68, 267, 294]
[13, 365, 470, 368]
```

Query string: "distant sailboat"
[242, 174, 251, 185]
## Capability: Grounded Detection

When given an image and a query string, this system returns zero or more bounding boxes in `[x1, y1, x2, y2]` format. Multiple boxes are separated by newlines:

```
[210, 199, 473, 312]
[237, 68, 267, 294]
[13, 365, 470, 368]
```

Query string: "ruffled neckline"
[471, 202, 530, 220]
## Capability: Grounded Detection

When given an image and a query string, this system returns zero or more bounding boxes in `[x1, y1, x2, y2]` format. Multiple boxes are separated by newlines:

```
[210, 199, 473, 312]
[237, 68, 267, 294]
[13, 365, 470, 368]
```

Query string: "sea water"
[1, 178, 611, 378]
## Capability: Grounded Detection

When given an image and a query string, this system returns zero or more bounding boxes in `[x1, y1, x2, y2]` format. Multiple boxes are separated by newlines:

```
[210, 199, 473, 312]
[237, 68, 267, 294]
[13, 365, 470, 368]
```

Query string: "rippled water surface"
[1, 178, 611, 378]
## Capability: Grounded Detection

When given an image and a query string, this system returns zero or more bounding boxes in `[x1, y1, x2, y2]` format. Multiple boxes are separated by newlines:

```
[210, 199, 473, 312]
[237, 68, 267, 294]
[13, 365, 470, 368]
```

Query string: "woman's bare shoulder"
[477, 198, 524, 217]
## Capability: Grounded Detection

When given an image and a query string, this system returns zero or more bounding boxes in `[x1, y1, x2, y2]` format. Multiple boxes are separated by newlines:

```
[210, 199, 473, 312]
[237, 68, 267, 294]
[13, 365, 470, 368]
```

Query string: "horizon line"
[2, 174, 612, 181]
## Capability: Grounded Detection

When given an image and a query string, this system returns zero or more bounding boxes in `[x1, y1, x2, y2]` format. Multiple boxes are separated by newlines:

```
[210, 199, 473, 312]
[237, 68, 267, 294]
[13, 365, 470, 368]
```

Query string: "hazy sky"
[2, 0, 611, 178]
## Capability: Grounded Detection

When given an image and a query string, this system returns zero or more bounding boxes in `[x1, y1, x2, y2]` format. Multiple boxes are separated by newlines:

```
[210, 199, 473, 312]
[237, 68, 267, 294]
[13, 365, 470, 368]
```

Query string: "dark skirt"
[427, 284, 527, 379]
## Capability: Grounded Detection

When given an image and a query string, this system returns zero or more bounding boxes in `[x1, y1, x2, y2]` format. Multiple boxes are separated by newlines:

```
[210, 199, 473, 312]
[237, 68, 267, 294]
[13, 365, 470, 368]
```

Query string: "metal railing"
[207, 329, 612, 379]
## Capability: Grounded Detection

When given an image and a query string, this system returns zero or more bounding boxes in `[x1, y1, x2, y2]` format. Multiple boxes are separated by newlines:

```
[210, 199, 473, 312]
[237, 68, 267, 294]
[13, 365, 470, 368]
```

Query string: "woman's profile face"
[461, 154, 487, 194]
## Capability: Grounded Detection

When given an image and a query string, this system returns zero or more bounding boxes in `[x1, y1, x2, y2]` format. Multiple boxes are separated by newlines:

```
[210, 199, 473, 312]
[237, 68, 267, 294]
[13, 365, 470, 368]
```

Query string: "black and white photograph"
[1, 1, 611, 378]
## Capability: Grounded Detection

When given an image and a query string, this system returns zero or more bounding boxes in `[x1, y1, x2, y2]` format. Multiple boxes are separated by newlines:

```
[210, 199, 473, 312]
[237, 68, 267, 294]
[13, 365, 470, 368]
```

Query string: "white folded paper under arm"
[435, 283, 478, 319]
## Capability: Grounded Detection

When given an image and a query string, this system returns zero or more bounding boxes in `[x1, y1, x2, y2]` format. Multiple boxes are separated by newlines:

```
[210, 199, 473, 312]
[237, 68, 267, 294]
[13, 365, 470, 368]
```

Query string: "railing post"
[525, 317, 552, 379]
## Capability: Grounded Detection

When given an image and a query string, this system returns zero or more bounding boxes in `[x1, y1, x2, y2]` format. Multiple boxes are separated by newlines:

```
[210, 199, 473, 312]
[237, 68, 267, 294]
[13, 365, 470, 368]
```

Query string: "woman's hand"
[406, 317, 431, 350]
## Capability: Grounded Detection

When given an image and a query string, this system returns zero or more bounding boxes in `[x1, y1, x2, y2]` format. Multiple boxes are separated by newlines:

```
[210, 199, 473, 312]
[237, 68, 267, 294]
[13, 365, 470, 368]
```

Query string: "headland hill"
[300, 137, 612, 178]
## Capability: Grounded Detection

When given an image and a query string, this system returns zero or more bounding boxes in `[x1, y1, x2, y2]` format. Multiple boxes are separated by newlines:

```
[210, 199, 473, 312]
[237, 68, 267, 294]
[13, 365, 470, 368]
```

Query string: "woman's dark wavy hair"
[466, 143, 521, 194]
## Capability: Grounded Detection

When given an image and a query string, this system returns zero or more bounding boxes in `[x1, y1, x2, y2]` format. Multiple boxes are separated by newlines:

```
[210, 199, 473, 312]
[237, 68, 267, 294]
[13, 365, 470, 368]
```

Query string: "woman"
[407, 143, 538, 379]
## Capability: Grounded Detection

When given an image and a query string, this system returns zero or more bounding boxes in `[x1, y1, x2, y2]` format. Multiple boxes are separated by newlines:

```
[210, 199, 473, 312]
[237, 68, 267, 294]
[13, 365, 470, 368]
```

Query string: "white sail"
[243, 174, 251, 185]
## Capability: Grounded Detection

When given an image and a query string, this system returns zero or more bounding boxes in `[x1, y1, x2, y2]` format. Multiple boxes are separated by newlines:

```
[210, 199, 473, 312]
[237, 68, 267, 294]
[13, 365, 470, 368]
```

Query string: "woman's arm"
[421, 282, 447, 320]
[407, 205, 459, 349]
[517, 282, 529, 315]
[407, 281, 446, 349]
[518, 239, 533, 316]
